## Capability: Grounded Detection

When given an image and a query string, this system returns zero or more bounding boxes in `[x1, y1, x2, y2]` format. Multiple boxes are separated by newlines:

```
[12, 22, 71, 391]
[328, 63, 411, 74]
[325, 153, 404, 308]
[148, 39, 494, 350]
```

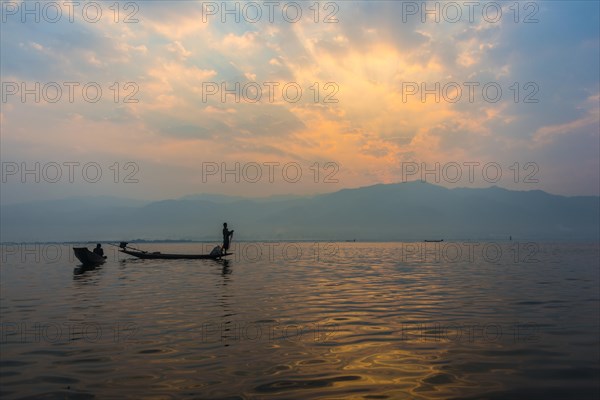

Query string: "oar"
[107, 242, 148, 253]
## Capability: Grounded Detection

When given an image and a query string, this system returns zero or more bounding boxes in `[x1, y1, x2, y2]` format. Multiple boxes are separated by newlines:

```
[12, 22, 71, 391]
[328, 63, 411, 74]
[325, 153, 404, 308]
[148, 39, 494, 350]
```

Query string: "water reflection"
[73, 264, 101, 276]
[220, 259, 231, 276]
[0, 242, 598, 399]
[72, 264, 105, 286]
[218, 259, 234, 346]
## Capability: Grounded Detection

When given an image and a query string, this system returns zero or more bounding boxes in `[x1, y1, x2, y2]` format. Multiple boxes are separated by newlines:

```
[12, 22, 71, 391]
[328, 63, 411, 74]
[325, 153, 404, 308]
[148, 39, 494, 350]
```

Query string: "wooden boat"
[119, 248, 232, 260]
[73, 247, 107, 266]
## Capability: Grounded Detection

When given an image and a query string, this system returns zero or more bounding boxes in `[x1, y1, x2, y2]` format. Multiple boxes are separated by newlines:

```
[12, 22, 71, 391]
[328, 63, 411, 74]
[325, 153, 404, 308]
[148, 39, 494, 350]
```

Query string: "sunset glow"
[1, 1, 599, 203]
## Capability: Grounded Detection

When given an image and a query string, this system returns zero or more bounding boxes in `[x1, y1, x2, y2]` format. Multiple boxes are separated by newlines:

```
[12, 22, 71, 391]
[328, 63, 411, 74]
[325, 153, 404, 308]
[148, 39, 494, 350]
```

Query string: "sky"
[1, 0, 599, 205]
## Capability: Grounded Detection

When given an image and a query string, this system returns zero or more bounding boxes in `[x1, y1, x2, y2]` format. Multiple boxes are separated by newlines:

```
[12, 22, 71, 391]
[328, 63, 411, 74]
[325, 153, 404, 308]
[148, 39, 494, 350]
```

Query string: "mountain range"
[1, 182, 598, 242]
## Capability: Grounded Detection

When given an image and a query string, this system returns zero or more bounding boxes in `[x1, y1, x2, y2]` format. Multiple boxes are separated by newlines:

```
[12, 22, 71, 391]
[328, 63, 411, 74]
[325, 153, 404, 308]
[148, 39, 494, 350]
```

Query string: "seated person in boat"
[222, 223, 234, 254]
[93, 243, 104, 257]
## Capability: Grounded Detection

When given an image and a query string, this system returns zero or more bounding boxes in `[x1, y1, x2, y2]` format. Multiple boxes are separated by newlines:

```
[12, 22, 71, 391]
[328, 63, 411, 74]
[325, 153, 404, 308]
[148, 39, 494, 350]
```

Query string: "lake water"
[1, 242, 598, 399]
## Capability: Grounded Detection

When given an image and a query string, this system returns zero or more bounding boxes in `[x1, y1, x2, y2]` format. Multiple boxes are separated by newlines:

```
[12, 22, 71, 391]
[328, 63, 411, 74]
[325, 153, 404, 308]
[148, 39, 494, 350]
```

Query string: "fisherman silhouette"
[93, 243, 104, 257]
[222, 223, 234, 254]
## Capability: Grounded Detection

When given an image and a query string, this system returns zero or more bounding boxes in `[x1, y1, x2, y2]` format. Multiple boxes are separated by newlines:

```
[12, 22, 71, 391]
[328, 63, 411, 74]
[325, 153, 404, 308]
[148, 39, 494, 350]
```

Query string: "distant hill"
[1, 182, 598, 242]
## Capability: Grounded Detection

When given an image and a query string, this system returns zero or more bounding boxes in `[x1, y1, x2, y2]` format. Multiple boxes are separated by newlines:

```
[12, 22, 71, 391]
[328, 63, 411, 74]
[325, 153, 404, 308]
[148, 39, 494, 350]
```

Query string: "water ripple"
[0, 242, 598, 399]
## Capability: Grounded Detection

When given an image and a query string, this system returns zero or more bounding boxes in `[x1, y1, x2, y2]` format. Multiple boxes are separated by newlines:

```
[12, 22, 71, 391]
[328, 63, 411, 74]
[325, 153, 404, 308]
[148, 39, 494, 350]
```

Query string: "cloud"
[533, 95, 600, 145]
[1, 0, 598, 199]
[166, 41, 192, 60]
[221, 31, 258, 50]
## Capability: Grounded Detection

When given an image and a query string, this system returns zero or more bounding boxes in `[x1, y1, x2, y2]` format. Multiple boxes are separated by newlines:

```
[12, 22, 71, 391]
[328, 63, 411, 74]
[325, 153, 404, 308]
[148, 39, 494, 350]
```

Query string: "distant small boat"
[120, 248, 232, 260]
[73, 247, 107, 266]
[423, 239, 444, 243]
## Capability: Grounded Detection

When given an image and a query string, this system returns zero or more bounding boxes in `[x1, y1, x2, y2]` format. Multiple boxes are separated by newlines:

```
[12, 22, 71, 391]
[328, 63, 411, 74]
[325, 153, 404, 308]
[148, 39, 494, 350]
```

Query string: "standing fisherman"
[222, 223, 234, 254]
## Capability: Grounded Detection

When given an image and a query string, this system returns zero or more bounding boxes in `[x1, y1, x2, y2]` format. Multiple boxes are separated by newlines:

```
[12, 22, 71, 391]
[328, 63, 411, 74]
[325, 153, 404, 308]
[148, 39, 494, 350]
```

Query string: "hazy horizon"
[2, 181, 598, 243]
[2, 180, 599, 207]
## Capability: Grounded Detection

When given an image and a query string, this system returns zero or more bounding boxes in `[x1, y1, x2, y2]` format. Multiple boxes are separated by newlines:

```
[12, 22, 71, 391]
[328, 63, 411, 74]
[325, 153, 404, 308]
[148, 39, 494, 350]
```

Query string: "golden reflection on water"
[0, 242, 598, 399]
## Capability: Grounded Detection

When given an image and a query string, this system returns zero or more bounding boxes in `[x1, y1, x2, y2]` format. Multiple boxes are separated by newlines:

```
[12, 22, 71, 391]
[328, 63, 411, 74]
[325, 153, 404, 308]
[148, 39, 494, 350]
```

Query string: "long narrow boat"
[73, 247, 107, 266]
[119, 248, 232, 260]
